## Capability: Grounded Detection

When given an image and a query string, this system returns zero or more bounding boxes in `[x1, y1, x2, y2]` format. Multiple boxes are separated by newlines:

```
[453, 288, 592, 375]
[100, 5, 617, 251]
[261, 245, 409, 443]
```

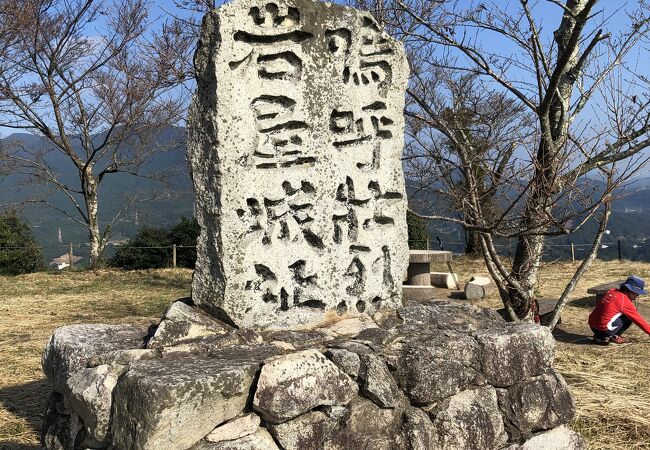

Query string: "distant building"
[107, 234, 130, 246]
[50, 254, 83, 270]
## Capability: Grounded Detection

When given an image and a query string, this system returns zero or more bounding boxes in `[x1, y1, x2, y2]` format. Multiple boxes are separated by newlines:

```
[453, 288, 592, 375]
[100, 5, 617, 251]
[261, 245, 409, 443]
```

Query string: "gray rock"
[191, 428, 280, 450]
[324, 348, 361, 379]
[260, 329, 333, 349]
[324, 398, 407, 450]
[428, 386, 508, 450]
[497, 373, 576, 441]
[64, 364, 126, 447]
[268, 411, 337, 450]
[475, 323, 554, 387]
[41, 392, 83, 450]
[397, 302, 505, 333]
[88, 348, 160, 367]
[327, 340, 374, 356]
[205, 413, 261, 443]
[354, 327, 396, 347]
[147, 301, 233, 348]
[253, 349, 358, 423]
[358, 354, 404, 408]
[513, 425, 587, 450]
[321, 405, 348, 420]
[322, 316, 379, 337]
[403, 407, 437, 450]
[42, 324, 148, 391]
[111, 356, 258, 450]
[188, 0, 410, 329]
[159, 330, 265, 358]
[386, 331, 483, 404]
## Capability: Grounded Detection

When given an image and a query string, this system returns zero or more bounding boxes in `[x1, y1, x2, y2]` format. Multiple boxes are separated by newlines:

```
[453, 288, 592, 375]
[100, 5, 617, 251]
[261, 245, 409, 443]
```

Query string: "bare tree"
[357, 0, 650, 322]
[404, 71, 533, 257]
[0, 0, 194, 267]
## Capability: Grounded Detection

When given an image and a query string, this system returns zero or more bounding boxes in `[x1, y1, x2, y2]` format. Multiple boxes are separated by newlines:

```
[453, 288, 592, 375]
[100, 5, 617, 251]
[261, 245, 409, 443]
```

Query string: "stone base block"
[41, 301, 583, 450]
[402, 285, 439, 303]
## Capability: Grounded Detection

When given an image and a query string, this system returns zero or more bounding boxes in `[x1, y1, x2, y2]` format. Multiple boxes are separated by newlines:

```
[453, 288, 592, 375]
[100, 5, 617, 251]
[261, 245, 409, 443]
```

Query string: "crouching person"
[588, 275, 650, 345]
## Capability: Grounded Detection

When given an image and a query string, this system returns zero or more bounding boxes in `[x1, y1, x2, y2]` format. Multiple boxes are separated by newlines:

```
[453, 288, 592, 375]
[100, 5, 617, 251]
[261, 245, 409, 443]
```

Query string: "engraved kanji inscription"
[330, 101, 394, 170]
[326, 17, 394, 88]
[189, 0, 409, 328]
[245, 259, 323, 311]
[237, 180, 323, 248]
[252, 96, 315, 168]
[333, 176, 370, 244]
[364, 180, 402, 230]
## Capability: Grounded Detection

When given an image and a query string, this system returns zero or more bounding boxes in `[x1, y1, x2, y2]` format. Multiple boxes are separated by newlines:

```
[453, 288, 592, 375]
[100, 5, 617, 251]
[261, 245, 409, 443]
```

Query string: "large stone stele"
[188, 0, 410, 328]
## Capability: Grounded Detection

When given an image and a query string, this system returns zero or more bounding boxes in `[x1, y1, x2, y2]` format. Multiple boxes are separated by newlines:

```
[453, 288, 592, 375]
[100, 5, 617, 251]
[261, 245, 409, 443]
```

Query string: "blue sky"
[2, 0, 649, 157]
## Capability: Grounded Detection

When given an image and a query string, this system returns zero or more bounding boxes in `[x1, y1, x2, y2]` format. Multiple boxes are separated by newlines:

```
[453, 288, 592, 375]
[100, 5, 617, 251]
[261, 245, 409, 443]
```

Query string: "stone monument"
[39, 1, 585, 449]
[188, 0, 409, 328]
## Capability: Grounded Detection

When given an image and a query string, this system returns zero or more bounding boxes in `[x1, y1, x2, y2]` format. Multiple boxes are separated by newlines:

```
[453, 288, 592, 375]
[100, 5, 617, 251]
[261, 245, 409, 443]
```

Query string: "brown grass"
[447, 257, 650, 450]
[1, 260, 650, 449]
[0, 269, 191, 449]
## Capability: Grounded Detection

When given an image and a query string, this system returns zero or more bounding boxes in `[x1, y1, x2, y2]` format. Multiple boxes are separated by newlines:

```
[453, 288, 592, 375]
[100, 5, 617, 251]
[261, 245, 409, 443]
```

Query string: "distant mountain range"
[0, 129, 193, 263]
[2, 128, 650, 264]
[407, 176, 650, 262]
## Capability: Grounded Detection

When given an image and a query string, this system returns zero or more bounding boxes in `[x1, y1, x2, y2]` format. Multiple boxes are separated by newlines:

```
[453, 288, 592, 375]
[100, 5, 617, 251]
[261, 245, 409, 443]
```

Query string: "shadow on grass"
[569, 296, 596, 309]
[553, 327, 594, 345]
[140, 277, 191, 291]
[0, 379, 49, 447]
[0, 442, 42, 449]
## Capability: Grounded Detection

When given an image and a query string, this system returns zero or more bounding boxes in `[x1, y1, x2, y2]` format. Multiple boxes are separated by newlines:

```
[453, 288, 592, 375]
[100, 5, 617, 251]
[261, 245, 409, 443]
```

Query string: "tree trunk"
[509, 233, 545, 321]
[84, 173, 102, 269]
[465, 229, 483, 257]
[502, 0, 590, 321]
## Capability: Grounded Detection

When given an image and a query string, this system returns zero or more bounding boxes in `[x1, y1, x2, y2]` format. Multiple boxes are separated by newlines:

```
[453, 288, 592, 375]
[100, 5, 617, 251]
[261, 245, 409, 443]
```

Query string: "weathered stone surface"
[147, 300, 233, 348]
[497, 373, 576, 441]
[430, 272, 459, 289]
[402, 285, 438, 303]
[403, 407, 437, 450]
[428, 386, 508, 450]
[358, 353, 404, 408]
[409, 250, 452, 263]
[354, 326, 395, 347]
[324, 347, 361, 379]
[159, 330, 265, 358]
[88, 348, 160, 367]
[325, 397, 407, 449]
[191, 428, 281, 450]
[509, 425, 587, 450]
[64, 364, 126, 447]
[268, 410, 337, 450]
[41, 392, 83, 450]
[188, 0, 410, 328]
[41, 299, 583, 449]
[398, 302, 505, 333]
[253, 349, 357, 423]
[475, 323, 554, 387]
[111, 357, 258, 450]
[205, 413, 261, 443]
[42, 324, 148, 391]
[260, 329, 332, 349]
[386, 331, 483, 404]
[322, 316, 378, 337]
[464, 275, 493, 300]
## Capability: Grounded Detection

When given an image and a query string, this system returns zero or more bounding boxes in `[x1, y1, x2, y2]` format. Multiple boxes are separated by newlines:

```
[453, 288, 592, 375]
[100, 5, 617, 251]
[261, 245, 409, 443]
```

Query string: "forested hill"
[3, 128, 650, 263]
[0, 129, 193, 263]
[407, 177, 650, 262]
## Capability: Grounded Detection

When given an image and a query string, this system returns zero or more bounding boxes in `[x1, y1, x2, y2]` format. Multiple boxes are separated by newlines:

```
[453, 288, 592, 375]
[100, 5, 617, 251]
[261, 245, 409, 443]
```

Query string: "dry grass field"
[1, 260, 650, 449]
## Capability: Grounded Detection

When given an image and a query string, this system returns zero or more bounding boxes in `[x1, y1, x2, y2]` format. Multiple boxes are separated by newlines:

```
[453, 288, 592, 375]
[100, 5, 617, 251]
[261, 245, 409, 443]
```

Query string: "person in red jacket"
[588, 275, 650, 345]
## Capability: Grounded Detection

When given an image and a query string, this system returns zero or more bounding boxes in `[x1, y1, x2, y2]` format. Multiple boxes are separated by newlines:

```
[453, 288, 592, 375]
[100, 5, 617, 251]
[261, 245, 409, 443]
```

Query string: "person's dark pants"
[591, 315, 633, 339]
